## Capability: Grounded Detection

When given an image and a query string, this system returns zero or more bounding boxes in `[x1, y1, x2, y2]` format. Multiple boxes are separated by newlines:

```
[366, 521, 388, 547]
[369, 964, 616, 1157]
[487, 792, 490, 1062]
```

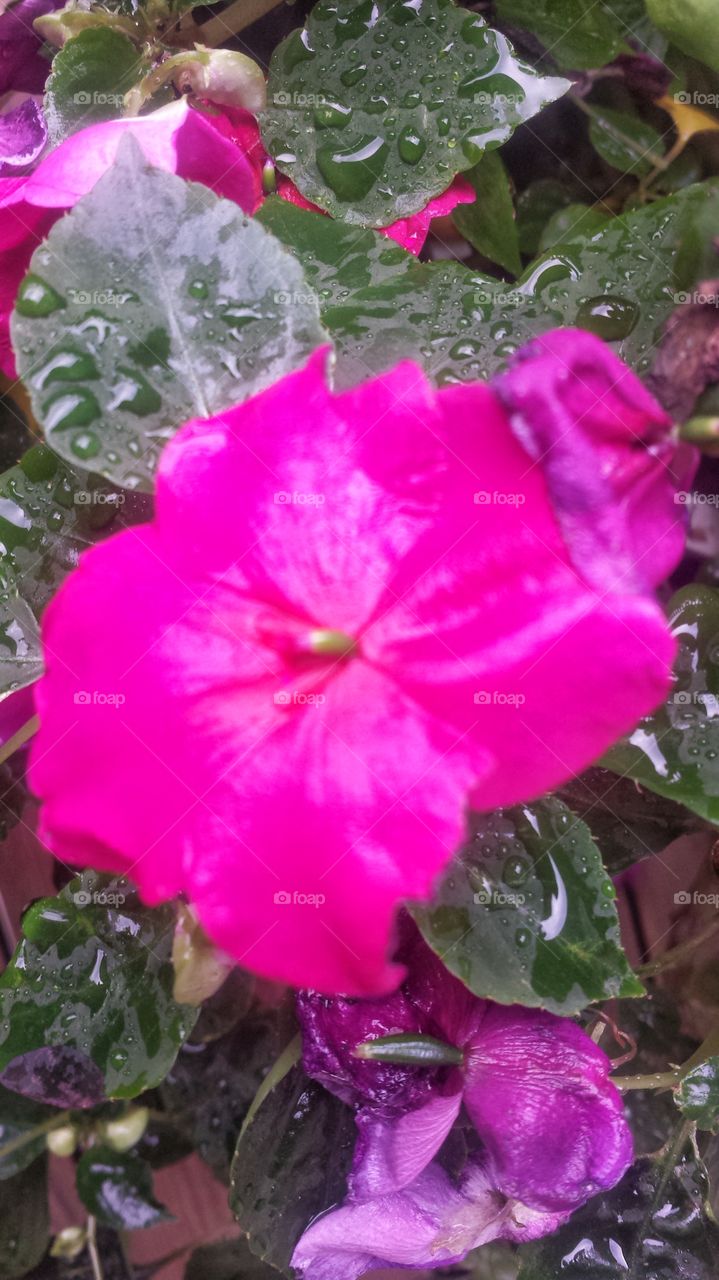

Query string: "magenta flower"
[0, 100, 258, 376]
[292, 922, 632, 1278]
[30, 332, 690, 995]
[0, 0, 62, 97]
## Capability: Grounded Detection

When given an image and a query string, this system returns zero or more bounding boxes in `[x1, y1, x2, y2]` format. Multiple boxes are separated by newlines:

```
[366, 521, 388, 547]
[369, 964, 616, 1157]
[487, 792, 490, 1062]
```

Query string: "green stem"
[615, 1069, 682, 1092]
[199, 0, 285, 47]
[0, 1110, 71, 1163]
[638, 916, 719, 978]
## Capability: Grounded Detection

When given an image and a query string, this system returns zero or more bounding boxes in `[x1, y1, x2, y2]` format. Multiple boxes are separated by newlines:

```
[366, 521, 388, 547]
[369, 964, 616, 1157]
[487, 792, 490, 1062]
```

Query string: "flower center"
[307, 628, 358, 658]
[257, 615, 359, 661]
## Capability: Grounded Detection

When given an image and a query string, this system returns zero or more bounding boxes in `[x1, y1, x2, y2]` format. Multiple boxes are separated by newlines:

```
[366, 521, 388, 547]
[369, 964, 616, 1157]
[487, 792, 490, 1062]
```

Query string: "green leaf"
[0, 1158, 49, 1279]
[587, 105, 666, 177]
[677, 1057, 719, 1132]
[516, 178, 575, 257]
[185, 1239, 280, 1280]
[0, 873, 197, 1100]
[452, 151, 522, 275]
[0, 444, 149, 696]
[255, 195, 415, 303]
[604, 586, 719, 823]
[537, 201, 610, 252]
[11, 137, 327, 492]
[76, 1146, 170, 1229]
[411, 797, 642, 1016]
[646, 0, 719, 74]
[518, 1146, 719, 1279]
[321, 179, 717, 386]
[262, 0, 569, 227]
[229, 1062, 355, 1273]
[44, 29, 146, 146]
[494, 0, 630, 69]
[0, 1087, 53, 1181]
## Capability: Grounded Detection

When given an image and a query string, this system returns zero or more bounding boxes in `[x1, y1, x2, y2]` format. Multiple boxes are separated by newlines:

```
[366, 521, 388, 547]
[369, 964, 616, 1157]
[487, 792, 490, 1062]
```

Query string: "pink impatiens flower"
[30, 331, 693, 995]
[293, 920, 632, 1278]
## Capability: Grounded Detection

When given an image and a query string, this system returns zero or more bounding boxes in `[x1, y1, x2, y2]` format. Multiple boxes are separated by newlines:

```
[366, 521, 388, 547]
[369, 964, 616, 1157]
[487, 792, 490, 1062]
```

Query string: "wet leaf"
[229, 1062, 355, 1273]
[518, 1146, 719, 1279]
[452, 150, 522, 275]
[494, 0, 630, 70]
[75, 1146, 170, 1230]
[11, 137, 326, 492]
[0, 442, 149, 696]
[0, 873, 197, 1101]
[44, 29, 146, 146]
[185, 1238, 279, 1280]
[263, 0, 568, 227]
[676, 1057, 719, 1132]
[411, 797, 642, 1016]
[646, 0, 719, 75]
[0, 1157, 48, 1279]
[587, 104, 666, 177]
[604, 586, 719, 823]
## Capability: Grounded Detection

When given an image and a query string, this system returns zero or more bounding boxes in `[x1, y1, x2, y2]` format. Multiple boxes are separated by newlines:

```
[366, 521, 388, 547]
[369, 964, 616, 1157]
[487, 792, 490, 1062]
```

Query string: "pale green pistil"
[308, 628, 359, 658]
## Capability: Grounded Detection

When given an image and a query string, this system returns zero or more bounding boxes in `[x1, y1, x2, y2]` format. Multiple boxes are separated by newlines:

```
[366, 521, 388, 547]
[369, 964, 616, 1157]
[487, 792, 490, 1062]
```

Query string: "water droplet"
[397, 125, 426, 165]
[71, 431, 101, 461]
[15, 274, 66, 318]
[575, 295, 639, 340]
[317, 134, 389, 200]
[43, 388, 100, 432]
[314, 100, 353, 129]
[340, 63, 368, 88]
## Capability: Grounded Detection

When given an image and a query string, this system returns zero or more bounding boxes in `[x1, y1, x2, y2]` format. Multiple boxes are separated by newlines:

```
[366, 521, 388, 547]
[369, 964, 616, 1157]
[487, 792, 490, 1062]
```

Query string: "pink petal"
[381, 175, 475, 254]
[463, 1005, 633, 1212]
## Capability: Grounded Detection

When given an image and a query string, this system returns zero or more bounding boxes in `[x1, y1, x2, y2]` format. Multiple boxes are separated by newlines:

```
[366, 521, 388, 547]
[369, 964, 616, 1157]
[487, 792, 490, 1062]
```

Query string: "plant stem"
[0, 713, 39, 767]
[87, 1216, 104, 1280]
[200, 0, 285, 47]
[0, 1110, 71, 1163]
[638, 916, 719, 978]
[614, 1069, 683, 1091]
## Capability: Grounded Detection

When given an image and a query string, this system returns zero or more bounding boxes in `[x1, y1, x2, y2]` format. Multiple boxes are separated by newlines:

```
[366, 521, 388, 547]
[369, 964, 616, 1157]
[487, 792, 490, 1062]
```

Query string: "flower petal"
[463, 1004, 633, 1211]
[350, 1091, 462, 1198]
[0, 99, 47, 177]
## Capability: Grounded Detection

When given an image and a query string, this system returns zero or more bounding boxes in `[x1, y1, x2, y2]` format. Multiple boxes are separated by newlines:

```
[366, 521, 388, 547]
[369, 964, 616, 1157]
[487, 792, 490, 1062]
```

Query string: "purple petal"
[0, 0, 62, 96]
[463, 1004, 633, 1212]
[350, 1090, 462, 1199]
[291, 1162, 508, 1280]
[0, 99, 46, 176]
[494, 327, 698, 595]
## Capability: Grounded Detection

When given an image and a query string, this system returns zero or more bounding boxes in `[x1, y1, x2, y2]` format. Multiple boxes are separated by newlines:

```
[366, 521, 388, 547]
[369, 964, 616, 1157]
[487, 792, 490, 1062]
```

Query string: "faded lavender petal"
[0, 99, 46, 176]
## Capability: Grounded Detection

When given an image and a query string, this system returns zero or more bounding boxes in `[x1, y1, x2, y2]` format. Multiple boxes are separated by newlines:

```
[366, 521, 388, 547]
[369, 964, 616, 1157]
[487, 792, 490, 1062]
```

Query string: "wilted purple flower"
[293, 922, 632, 1278]
[0, 0, 61, 96]
[0, 99, 46, 176]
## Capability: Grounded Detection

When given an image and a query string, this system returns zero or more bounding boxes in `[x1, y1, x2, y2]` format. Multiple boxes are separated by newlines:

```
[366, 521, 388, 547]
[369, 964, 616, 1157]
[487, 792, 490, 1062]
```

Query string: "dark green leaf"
[160, 1008, 294, 1181]
[229, 1062, 355, 1273]
[185, 1238, 279, 1280]
[677, 1057, 719, 1132]
[0, 1087, 52, 1181]
[604, 586, 719, 823]
[263, 0, 568, 227]
[12, 138, 327, 491]
[76, 1146, 170, 1230]
[518, 1147, 719, 1279]
[494, 0, 630, 69]
[0, 443, 149, 695]
[516, 178, 574, 257]
[411, 797, 642, 1016]
[44, 30, 146, 146]
[0, 1157, 49, 1279]
[0, 873, 197, 1100]
[0, 394, 31, 472]
[587, 104, 666, 177]
[452, 151, 522, 275]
